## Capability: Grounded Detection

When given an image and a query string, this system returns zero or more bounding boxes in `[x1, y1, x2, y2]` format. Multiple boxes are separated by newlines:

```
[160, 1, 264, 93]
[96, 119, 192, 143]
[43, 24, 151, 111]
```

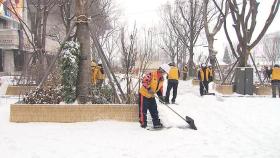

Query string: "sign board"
[0, 0, 23, 22]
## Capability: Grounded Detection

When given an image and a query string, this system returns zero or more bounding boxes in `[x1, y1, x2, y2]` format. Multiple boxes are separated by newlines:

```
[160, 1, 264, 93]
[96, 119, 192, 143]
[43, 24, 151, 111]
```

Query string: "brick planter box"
[254, 85, 272, 95]
[5, 85, 36, 96]
[192, 79, 200, 86]
[10, 104, 138, 123]
[215, 84, 234, 95]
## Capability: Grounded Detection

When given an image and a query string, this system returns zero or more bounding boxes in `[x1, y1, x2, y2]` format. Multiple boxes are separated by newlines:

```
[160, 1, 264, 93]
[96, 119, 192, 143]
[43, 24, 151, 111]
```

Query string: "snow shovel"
[201, 81, 215, 95]
[157, 96, 197, 130]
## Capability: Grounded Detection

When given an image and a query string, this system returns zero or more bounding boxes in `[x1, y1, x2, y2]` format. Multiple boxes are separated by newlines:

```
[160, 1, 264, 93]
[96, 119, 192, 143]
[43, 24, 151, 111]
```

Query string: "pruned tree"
[59, 0, 113, 103]
[203, 0, 228, 66]
[222, 0, 280, 67]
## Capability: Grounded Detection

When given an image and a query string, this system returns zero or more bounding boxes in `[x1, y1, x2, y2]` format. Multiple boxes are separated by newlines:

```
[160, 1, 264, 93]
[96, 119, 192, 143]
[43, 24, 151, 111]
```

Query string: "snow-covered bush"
[23, 64, 63, 104]
[23, 87, 62, 104]
[60, 41, 80, 103]
[90, 85, 114, 104]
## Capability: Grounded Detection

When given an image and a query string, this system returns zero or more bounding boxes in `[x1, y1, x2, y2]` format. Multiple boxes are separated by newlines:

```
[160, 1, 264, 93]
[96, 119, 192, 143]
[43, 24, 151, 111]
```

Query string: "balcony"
[0, 29, 19, 49]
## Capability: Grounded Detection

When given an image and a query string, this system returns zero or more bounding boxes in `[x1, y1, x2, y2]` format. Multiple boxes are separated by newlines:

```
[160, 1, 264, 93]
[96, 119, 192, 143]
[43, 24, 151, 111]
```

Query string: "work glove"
[147, 88, 154, 94]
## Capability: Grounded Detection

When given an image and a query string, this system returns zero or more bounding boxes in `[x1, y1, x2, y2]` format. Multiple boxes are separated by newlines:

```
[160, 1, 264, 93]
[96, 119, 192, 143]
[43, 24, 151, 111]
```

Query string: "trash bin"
[234, 67, 253, 95]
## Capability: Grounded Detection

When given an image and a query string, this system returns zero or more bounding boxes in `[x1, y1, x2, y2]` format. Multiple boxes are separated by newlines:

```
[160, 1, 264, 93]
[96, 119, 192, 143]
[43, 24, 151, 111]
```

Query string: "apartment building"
[0, 0, 26, 75]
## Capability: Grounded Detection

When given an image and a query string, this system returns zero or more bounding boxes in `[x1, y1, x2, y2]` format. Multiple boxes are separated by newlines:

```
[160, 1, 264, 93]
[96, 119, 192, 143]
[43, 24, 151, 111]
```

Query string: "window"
[0, 49, 3, 72]
[13, 50, 24, 71]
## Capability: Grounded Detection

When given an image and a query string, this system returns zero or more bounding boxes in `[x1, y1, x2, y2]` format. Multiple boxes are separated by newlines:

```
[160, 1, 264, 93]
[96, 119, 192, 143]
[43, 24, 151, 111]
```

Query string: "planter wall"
[192, 79, 200, 86]
[10, 104, 138, 123]
[254, 85, 272, 95]
[215, 84, 234, 95]
[5, 85, 36, 96]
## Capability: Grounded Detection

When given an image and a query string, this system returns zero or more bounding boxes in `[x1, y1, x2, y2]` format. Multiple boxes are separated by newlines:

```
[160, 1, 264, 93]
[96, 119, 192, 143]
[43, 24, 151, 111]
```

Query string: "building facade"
[0, 0, 26, 75]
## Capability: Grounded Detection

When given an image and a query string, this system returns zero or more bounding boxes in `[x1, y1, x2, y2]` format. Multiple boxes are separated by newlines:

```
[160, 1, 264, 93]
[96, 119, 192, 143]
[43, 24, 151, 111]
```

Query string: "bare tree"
[132, 29, 155, 102]
[58, 0, 75, 34]
[262, 35, 280, 66]
[104, 31, 119, 65]
[0, 0, 59, 84]
[120, 26, 138, 103]
[224, 0, 280, 67]
[203, 0, 228, 66]
[159, 2, 184, 65]
[170, 0, 205, 77]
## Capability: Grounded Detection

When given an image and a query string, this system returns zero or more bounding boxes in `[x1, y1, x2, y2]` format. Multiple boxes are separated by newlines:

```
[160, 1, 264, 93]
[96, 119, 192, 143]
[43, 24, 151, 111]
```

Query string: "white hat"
[159, 63, 170, 73]
[98, 60, 102, 65]
[201, 63, 206, 67]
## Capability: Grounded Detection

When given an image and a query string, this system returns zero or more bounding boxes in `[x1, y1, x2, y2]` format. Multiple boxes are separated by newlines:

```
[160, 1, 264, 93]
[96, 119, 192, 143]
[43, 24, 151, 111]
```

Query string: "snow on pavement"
[0, 80, 280, 158]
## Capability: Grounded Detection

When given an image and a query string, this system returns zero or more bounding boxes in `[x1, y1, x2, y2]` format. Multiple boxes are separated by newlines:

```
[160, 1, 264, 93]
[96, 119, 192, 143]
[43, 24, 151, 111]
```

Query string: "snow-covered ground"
[0, 79, 280, 158]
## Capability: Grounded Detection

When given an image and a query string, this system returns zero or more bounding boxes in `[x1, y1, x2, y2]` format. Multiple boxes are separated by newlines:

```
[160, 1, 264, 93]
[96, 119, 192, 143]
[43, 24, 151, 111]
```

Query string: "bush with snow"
[23, 87, 62, 104]
[60, 41, 80, 104]
[90, 85, 114, 104]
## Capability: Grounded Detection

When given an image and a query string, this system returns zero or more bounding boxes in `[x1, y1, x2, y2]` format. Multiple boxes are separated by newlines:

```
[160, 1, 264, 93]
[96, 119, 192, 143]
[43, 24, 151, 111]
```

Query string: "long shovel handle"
[157, 96, 197, 130]
[156, 96, 187, 122]
[163, 103, 188, 122]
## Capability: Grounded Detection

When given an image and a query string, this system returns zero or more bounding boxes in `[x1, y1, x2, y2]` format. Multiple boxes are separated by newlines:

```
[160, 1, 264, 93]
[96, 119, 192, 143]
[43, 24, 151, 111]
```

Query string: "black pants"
[165, 80, 178, 103]
[182, 73, 187, 80]
[272, 81, 280, 98]
[138, 94, 160, 127]
[199, 81, 209, 96]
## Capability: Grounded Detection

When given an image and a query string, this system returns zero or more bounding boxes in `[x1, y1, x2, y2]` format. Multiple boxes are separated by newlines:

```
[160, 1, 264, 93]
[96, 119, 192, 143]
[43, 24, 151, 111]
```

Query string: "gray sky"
[117, 0, 280, 60]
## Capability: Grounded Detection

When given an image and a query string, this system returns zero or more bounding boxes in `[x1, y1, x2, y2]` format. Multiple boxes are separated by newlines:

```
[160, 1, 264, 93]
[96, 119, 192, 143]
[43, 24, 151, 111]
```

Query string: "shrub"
[60, 41, 80, 103]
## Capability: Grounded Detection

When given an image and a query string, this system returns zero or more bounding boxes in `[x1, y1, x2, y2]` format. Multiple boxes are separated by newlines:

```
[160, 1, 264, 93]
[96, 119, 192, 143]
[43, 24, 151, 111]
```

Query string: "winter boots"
[153, 119, 163, 128]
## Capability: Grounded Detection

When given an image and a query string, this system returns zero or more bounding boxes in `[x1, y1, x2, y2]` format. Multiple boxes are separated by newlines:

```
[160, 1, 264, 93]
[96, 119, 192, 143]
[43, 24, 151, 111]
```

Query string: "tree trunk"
[207, 36, 216, 67]
[239, 52, 249, 67]
[238, 45, 249, 67]
[188, 46, 195, 77]
[76, 0, 91, 103]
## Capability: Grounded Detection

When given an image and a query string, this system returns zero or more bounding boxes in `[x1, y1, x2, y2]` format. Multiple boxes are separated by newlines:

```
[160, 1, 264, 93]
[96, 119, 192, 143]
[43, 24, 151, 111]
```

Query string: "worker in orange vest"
[91, 61, 105, 87]
[198, 63, 211, 96]
[271, 64, 280, 98]
[138, 64, 170, 129]
[165, 62, 180, 104]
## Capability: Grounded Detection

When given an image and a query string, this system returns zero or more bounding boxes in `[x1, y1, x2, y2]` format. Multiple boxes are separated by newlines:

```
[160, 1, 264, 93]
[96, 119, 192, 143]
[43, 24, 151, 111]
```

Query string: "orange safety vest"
[272, 68, 280, 80]
[91, 66, 105, 84]
[139, 71, 164, 98]
[168, 66, 179, 80]
[199, 69, 210, 81]
[208, 67, 213, 77]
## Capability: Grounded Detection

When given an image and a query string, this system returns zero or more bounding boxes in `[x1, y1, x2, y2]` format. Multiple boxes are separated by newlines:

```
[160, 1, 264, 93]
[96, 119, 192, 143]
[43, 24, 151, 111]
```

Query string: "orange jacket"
[91, 66, 105, 84]
[139, 70, 164, 98]
[272, 67, 280, 80]
[198, 68, 210, 81]
[168, 66, 179, 80]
